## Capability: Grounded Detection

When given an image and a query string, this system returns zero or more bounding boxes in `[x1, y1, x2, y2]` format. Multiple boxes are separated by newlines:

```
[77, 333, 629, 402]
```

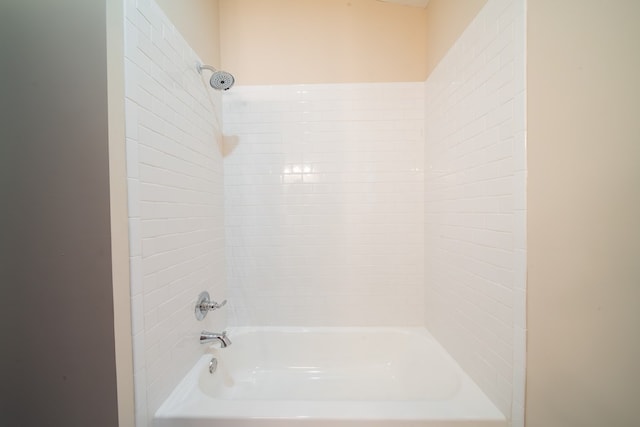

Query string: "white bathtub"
[155, 327, 506, 427]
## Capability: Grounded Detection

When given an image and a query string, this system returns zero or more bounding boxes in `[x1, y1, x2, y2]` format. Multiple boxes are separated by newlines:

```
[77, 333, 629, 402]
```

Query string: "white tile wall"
[123, 0, 226, 424]
[423, 0, 526, 424]
[223, 83, 425, 326]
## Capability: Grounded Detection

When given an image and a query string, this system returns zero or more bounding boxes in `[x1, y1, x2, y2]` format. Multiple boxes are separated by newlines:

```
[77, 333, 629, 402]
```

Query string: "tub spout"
[200, 331, 231, 348]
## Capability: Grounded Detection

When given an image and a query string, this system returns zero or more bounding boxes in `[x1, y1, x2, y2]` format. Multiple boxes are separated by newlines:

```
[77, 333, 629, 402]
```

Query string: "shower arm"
[197, 63, 218, 74]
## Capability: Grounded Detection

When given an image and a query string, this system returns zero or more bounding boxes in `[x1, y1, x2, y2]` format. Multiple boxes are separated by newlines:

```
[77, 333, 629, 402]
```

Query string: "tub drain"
[209, 357, 218, 374]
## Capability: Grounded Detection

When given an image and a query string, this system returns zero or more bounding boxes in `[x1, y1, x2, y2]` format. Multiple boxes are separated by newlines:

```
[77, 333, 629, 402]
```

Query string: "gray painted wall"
[0, 1, 120, 425]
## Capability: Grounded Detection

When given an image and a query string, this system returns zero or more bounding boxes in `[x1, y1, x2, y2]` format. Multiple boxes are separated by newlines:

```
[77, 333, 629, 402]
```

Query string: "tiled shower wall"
[123, 0, 226, 425]
[423, 0, 526, 423]
[223, 84, 425, 326]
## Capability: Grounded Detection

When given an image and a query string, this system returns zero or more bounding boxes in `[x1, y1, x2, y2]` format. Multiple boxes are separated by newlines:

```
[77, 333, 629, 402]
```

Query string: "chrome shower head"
[197, 63, 235, 91]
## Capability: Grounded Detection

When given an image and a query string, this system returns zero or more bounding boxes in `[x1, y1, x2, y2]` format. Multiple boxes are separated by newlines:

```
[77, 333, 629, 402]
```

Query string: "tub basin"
[155, 327, 506, 427]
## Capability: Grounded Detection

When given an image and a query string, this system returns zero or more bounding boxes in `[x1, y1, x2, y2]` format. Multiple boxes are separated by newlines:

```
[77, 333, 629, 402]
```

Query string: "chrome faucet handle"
[195, 291, 227, 321]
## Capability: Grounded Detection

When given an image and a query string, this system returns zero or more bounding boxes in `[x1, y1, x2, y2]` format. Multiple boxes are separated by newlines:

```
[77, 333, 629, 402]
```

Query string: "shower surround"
[122, 0, 526, 425]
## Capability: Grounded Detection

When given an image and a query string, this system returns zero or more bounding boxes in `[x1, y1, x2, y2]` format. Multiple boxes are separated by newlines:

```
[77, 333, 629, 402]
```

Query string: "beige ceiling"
[377, 0, 430, 7]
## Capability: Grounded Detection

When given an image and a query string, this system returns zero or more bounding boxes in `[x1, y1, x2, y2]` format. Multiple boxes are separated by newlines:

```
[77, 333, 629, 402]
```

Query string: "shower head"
[197, 63, 235, 91]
